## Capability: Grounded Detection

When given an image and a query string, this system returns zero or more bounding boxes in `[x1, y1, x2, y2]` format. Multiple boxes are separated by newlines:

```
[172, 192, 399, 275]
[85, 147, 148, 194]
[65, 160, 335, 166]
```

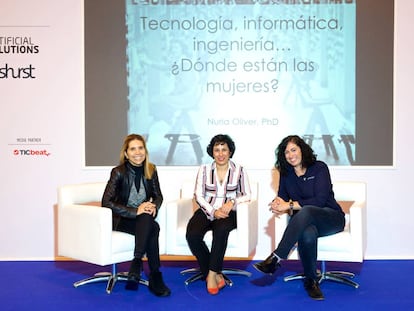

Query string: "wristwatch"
[289, 199, 294, 216]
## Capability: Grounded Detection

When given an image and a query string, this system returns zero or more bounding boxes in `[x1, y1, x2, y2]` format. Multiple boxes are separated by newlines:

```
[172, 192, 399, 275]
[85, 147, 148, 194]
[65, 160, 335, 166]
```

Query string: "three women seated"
[102, 133, 345, 300]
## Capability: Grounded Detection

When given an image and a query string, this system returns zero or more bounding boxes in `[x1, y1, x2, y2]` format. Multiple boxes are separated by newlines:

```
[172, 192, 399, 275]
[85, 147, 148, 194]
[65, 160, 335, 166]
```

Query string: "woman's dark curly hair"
[275, 135, 317, 176]
[206, 134, 236, 158]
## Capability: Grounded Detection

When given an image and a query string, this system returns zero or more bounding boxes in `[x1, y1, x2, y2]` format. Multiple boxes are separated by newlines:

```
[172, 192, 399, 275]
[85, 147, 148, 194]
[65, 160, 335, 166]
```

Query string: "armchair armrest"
[165, 198, 193, 255]
[275, 213, 289, 247]
[166, 198, 194, 230]
[58, 204, 113, 265]
[235, 199, 258, 256]
[348, 201, 366, 261]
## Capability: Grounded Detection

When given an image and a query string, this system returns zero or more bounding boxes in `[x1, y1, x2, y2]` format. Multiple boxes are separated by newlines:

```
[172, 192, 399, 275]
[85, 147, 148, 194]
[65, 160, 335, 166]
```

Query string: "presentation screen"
[84, 0, 394, 168]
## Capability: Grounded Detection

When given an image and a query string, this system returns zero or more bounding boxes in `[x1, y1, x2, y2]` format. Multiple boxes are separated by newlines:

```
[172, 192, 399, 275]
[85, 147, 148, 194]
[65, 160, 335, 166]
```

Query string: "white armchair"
[275, 181, 367, 288]
[165, 181, 258, 285]
[57, 182, 167, 293]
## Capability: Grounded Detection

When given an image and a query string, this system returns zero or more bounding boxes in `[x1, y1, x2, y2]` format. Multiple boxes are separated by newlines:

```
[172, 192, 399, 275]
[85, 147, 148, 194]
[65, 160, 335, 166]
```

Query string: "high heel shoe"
[217, 274, 226, 290]
[253, 253, 281, 275]
[207, 286, 219, 295]
[206, 278, 219, 295]
[217, 279, 225, 290]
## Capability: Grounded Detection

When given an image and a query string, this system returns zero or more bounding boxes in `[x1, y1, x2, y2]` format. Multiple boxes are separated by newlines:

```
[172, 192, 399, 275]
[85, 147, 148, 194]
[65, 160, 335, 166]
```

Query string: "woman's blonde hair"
[119, 134, 155, 179]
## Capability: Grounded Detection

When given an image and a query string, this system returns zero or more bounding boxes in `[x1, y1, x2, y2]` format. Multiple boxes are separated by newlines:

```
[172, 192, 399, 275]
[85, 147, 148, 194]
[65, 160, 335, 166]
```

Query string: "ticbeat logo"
[13, 149, 51, 156]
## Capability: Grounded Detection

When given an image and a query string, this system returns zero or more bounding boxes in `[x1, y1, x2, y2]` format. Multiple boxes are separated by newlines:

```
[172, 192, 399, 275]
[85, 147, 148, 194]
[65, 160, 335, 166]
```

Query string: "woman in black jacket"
[102, 134, 170, 297]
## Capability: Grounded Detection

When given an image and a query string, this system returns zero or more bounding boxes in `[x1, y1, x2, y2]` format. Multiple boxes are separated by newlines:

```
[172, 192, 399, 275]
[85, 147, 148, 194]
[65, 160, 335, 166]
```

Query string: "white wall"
[1, 0, 412, 260]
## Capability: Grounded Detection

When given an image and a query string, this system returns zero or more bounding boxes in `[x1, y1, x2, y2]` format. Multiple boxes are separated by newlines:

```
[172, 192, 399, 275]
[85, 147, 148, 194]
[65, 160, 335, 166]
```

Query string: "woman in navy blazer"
[253, 135, 345, 300]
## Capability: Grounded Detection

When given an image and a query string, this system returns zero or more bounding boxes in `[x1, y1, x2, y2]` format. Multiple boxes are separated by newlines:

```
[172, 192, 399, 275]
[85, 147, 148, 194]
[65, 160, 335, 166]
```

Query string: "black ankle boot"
[303, 278, 324, 300]
[253, 253, 281, 275]
[125, 257, 142, 291]
[149, 271, 171, 297]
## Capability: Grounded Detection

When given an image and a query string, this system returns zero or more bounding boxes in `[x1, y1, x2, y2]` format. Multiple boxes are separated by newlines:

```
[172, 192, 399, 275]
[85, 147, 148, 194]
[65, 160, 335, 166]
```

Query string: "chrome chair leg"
[73, 263, 148, 294]
[322, 271, 359, 288]
[283, 261, 359, 289]
[180, 269, 205, 285]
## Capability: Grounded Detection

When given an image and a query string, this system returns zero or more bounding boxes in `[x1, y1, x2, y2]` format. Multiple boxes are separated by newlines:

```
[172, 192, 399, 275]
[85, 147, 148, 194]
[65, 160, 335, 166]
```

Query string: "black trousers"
[275, 205, 345, 280]
[116, 213, 161, 273]
[186, 208, 237, 278]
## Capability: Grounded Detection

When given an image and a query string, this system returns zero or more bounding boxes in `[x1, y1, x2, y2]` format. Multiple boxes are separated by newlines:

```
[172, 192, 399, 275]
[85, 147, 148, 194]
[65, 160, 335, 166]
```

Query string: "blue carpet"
[1, 260, 412, 310]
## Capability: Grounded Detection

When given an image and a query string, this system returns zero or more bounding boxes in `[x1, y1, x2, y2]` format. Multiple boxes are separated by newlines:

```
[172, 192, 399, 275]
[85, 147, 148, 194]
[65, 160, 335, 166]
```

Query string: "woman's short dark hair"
[275, 135, 317, 176]
[206, 134, 236, 158]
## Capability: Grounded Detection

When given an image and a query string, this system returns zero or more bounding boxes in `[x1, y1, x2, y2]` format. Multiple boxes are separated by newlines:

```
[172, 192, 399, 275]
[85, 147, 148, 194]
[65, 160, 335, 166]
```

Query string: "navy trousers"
[275, 205, 345, 280]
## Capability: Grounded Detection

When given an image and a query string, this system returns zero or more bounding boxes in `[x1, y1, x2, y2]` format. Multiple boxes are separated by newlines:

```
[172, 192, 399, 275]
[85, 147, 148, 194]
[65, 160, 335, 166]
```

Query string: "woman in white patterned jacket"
[186, 134, 251, 295]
